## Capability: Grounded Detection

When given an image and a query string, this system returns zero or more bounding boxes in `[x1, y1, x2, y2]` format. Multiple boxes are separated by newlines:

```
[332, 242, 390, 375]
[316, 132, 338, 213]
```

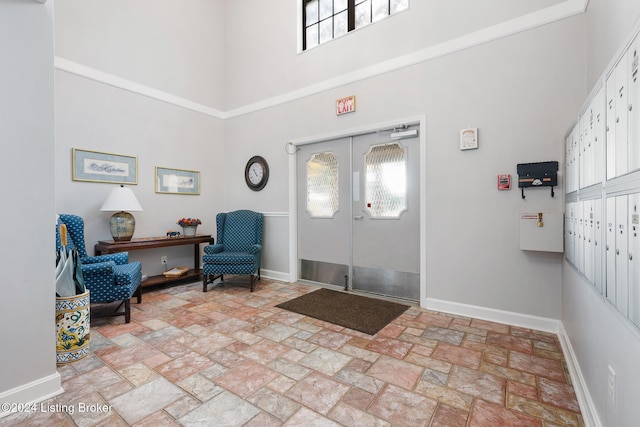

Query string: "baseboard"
[425, 297, 600, 427]
[260, 269, 290, 283]
[557, 323, 603, 427]
[425, 298, 561, 333]
[0, 372, 63, 419]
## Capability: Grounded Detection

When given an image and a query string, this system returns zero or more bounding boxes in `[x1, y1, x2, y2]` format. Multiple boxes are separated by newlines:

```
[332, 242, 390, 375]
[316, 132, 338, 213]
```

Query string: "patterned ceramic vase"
[55, 290, 90, 364]
[181, 225, 198, 236]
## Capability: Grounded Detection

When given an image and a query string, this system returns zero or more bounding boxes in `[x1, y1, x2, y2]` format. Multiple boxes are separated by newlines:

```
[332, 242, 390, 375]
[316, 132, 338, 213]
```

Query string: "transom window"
[303, 0, 409, 50]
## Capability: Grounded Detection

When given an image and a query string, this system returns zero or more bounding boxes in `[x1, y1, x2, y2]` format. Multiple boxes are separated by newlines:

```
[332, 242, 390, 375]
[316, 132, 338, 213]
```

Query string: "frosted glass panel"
[319, 0, 333, 20]
[364, 143, 407, 218]
[372, 0, 389, 22]
[319, 18, 333, 44]
[307, 152, 339, 218]
[306, 1, 319, 23]
[355, 0, 371, 29]
[306, 25, 319, 49]
[334, 10, 348, 38]
[335, 0, 348, 12]
[391, 0, 409, 14]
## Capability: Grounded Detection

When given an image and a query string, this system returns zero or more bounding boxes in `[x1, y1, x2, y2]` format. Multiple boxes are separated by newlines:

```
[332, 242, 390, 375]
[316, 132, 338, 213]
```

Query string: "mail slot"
[516, 161, 558, 188]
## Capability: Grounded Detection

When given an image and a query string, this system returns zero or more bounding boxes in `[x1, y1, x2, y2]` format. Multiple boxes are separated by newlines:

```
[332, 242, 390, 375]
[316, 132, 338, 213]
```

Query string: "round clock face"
[245, 156, 269, 191]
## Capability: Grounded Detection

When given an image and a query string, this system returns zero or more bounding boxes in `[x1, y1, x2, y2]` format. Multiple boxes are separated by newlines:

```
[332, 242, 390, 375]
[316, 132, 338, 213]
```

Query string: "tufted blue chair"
[202, 210, 263, 292]
[56, 214, 142, 323]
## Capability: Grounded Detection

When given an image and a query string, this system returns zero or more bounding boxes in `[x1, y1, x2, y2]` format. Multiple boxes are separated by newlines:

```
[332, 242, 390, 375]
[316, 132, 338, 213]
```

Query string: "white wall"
[0, 0, 61, 408]
[20, 1, 640, 422]
[223, 0, 565, 110]
[223, 3, 586, 320]
[562, 1, 640, 426]
[54, 71, 225, 276]
[54, 0, 226, 276]
[51, 2, 589, 319]
[55, 0, 226, 108]
[563, 267, 640, 426]
[585, 0, 640, 89]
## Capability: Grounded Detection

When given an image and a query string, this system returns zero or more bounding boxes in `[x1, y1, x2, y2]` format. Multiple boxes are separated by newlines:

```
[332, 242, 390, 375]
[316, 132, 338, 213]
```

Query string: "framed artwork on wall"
[155, 166, 200, 195]
[72, 148, 138, 184]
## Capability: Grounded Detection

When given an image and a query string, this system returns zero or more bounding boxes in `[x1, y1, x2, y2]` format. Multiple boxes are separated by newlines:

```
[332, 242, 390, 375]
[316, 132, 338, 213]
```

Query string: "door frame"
[288, 114, 427, 307]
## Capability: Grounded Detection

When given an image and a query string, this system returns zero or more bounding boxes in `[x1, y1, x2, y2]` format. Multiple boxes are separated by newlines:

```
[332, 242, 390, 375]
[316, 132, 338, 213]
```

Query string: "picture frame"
[72, 148, 138, 184]
[155, 166, 200, 195]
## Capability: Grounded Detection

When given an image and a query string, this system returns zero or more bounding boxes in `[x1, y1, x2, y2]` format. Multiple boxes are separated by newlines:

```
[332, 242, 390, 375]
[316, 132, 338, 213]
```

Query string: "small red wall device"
[498, 174, 511, 190]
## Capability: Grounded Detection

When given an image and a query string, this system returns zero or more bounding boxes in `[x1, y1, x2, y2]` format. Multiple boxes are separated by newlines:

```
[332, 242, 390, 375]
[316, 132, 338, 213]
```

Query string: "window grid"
[303, 0, 408, 50]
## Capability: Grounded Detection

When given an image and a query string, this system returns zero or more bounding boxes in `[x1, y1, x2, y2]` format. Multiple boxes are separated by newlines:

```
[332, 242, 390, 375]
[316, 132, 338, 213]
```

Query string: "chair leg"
[250, 274, 255, 292]
[203, 274, 224, 292]
[135, 285, 142, 304]
[124, 299, 131, 323]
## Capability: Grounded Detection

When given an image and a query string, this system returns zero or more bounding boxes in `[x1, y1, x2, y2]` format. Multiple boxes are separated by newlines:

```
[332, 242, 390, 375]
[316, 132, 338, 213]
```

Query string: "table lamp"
[100, 184, 143, 241]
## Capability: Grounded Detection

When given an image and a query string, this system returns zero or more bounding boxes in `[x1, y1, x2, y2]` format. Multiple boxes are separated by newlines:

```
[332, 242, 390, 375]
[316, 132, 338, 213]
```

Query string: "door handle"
[353, 215, 364, 220]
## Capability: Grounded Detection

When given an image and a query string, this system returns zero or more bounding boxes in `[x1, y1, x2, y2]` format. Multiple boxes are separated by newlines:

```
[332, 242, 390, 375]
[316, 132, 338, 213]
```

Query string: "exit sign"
[336, 96, 356, 116]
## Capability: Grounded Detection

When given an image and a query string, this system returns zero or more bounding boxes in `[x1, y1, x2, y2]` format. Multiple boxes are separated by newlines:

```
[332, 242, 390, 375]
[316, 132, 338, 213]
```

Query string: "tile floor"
[2, 279, 583, 426]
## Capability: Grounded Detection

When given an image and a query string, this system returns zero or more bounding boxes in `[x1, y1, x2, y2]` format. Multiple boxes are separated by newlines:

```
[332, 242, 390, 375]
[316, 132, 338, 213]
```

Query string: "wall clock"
[245, 155, 269, 191]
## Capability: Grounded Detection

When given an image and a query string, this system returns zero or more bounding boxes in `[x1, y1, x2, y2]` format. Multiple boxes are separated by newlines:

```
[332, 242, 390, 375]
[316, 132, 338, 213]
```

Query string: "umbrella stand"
[55, 223, 90, 364]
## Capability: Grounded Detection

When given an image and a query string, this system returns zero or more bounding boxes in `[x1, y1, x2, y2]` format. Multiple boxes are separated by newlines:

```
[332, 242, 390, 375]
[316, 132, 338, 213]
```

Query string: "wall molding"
[425, 297, 561, 334]
[426, 296, 600, 427]
[54, 57, 226, 120]
[262, 212, 289, 217]
[261, 268, 291, 283]
[227, 0, 587, 118]
[54, 0, 587, 120]
[557, 323, 602, 427]
[0, 372, 62, 419]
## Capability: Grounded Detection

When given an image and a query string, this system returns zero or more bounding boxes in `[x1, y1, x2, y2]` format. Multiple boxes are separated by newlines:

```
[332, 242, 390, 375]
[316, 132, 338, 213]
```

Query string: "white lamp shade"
[100, 185, 143, 212]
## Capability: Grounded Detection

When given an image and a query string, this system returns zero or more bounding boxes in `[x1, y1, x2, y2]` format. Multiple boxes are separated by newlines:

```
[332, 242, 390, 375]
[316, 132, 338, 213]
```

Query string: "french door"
[297, 125, 420, 301]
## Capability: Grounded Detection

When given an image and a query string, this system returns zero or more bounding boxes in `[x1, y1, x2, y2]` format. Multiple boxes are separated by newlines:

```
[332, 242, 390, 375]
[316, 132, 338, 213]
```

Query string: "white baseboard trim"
[426, 297, 600, 427]
[557, 323, 602, 427]
[425, 297, 561, 333]
[261, 269, 291, 283]
[0, 372, 63, 419]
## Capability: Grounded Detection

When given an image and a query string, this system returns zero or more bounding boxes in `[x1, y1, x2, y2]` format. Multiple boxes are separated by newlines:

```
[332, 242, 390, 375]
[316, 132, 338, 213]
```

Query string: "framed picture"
[72, 148, 138, 184]
[155, 166, 200, 195]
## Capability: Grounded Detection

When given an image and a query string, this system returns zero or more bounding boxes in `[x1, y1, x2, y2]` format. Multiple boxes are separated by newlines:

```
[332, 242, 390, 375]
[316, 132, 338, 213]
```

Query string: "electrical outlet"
[608, 365, 616, 407]
[161, 256, 168, 265]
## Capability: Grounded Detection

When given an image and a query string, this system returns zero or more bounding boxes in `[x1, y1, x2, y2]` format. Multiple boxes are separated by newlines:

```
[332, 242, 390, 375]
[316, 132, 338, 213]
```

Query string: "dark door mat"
[276, 288, 410, 335]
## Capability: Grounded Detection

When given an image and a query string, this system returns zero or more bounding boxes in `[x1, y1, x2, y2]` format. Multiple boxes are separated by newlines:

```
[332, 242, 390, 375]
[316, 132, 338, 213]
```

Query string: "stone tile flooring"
[2, 279, 584, 426]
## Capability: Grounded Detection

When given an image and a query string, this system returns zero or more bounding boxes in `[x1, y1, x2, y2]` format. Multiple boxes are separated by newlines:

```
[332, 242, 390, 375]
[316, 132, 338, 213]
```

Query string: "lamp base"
[109, 211, 136, 241]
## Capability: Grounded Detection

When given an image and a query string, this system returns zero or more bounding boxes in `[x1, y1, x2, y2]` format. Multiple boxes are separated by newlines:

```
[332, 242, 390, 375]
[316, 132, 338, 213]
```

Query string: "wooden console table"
[95, 234, 214, 287]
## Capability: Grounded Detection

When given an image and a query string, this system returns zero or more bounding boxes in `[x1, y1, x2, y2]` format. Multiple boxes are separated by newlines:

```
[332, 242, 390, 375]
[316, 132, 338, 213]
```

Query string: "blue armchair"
[202, 210, 263, 292]
[56, 214, 142, 323]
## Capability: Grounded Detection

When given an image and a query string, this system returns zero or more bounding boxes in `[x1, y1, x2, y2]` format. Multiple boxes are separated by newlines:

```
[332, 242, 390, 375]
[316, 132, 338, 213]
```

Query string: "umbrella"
[56, 223, 85, 297]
